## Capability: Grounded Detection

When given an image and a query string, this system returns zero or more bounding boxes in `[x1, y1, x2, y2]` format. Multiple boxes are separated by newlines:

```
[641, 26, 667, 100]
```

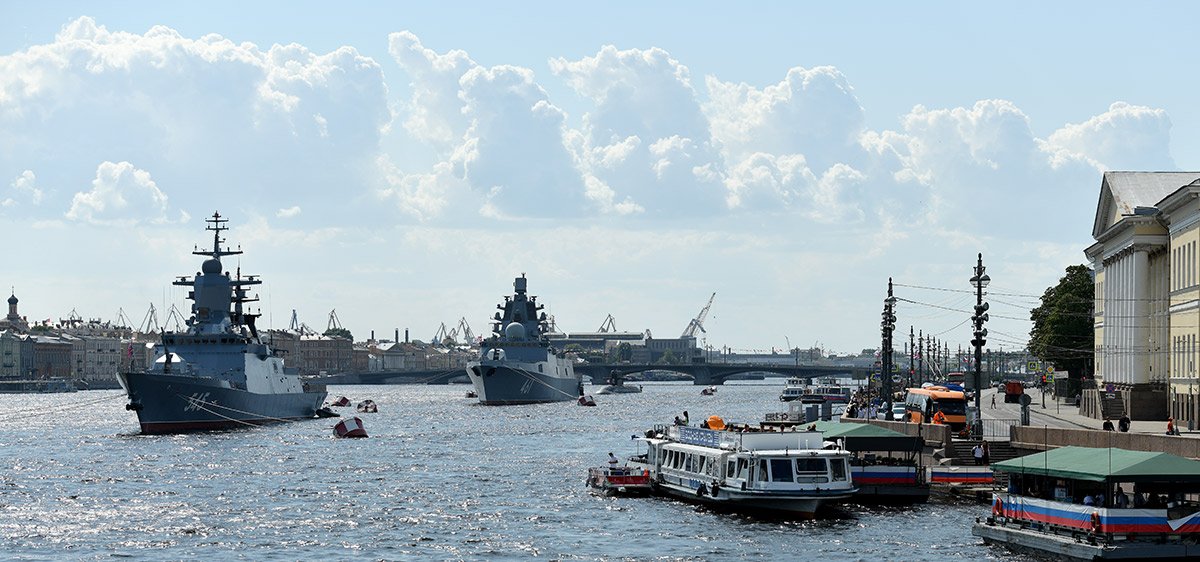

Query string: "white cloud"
[4, 170, 43, 207]
[387, 31, 476, 150]
[1046, 102, 1175, 171]
[0, 17, 390, 225]
[276, 206, 301, 218]
[551, 46, 725, 214]
[705, 66, 867, 172]
[65, 161, 187, 226]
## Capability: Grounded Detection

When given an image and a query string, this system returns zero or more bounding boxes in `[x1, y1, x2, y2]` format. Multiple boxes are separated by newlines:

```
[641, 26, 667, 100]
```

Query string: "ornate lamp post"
[970, 253, 991, 438]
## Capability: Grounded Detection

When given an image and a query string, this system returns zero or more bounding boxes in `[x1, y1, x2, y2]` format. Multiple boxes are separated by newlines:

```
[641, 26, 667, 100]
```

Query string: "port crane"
[681, 293, 715, 338]
[597, 314, 618, 333]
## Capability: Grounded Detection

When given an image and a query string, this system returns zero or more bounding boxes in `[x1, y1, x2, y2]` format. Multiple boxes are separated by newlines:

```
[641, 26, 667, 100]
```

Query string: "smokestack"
[404, 329, 409, 343]
[395, 328, 399, 343]
[371, 329, 375, 342]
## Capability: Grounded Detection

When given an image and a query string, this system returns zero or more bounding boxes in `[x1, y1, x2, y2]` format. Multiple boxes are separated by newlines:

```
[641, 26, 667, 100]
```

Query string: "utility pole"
[908, 326, 915, 389]
[970, 253, 991, 439]
[918, 331, 925, 383]
[881, 278, 897, 420]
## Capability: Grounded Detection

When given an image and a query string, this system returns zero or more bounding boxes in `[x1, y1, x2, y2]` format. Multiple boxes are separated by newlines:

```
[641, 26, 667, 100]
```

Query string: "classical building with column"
[1086, 171, 1200, 423]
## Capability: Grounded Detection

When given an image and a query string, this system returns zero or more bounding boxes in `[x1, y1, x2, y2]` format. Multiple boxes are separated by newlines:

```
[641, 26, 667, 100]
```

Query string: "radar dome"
[202, 258, 222, 274]
[504, 322, 527, 340]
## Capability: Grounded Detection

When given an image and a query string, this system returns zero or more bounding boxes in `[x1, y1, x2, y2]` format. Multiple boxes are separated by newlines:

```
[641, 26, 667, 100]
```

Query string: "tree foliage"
[324, 327, 353, 341]
[1028, 264, 1094, 379]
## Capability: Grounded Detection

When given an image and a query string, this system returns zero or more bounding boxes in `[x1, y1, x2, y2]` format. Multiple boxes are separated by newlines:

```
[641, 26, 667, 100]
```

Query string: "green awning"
[811, 421, 924, 452]
[991, 446, 1200, 483]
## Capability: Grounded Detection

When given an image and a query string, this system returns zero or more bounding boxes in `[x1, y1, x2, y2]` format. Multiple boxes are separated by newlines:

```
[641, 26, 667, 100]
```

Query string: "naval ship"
[466, 275, 582, 405]
[119, 212, 327, 433]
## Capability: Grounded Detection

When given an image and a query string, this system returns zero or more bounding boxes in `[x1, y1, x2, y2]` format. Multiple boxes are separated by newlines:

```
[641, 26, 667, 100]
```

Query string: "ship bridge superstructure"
[171, 212, 263, 339]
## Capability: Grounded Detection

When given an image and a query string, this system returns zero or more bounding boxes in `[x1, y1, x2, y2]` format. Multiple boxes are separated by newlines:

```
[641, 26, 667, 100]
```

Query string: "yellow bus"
[903, 386, 967, 431]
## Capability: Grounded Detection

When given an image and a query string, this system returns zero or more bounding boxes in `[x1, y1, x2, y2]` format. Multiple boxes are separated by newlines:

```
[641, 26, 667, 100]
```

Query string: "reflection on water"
[0, 382, 1025, 560]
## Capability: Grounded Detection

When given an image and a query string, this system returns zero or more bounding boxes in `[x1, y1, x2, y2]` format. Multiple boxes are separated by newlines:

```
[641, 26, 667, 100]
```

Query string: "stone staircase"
[1100, 392, 1126, 420]
[934, 439, 1020, 466]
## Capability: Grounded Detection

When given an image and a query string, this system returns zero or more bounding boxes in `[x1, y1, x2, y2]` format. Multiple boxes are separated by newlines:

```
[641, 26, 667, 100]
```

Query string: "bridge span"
[574, 363, 869, 387]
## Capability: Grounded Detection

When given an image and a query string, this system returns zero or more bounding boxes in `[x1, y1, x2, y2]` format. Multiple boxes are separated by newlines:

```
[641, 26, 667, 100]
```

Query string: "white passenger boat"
[629, 420, 855, 518]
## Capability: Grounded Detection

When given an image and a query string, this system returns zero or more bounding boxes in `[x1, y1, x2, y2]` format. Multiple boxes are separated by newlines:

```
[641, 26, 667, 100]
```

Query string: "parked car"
[878, 404, 908, 421]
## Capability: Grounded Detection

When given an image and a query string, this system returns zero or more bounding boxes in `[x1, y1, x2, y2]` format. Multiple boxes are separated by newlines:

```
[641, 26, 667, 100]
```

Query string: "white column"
[1132, 250, 1150, 385]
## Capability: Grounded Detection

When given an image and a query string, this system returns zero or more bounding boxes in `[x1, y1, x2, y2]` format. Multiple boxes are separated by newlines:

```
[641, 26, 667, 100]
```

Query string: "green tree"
[1028, 264, 1094, 380]
[324, 327, 353, 341]
[658, 349, 678, 365]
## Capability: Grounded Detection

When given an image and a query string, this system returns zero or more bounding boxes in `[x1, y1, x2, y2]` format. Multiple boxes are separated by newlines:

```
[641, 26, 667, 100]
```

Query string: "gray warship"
[118, 212, 327, 433]
[466, 275, 582, 405]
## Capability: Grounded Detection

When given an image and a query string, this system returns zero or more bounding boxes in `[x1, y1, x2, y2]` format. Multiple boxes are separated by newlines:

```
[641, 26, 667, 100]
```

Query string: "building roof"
[1093, 171, 1200, 238]
[991, 446, 1200, 483]
[810, 421, 923, 452]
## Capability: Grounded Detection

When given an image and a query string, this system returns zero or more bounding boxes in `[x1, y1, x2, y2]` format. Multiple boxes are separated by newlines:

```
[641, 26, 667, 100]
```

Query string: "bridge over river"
[574, 363, 868, 387]
[309, 363, 870, 388]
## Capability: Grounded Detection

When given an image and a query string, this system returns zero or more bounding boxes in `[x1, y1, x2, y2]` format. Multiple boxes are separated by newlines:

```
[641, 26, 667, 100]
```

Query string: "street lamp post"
[881, 278, 897, 420]
[970, 253, 991, 438]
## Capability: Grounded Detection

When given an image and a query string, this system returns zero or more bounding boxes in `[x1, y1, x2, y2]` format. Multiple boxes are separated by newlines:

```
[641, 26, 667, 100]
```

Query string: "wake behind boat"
[118, 212, 327, 434]
[466, 274, 582, 405]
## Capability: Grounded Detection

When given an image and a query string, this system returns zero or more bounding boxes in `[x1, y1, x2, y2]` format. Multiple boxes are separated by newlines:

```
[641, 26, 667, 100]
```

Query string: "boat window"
[538, 364, 543, 373]
[795, 458, 827, 473]
[685, 454, 694, 473]
[737, 458, 748, 479]
[770, 459, 794, 482]
[758, 459, 769, 482]
[727, 460, 735, 478]
[830, 458, 847, 481]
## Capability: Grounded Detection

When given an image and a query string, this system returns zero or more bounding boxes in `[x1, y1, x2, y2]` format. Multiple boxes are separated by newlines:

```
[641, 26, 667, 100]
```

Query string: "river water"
[0, 382, 1027, 561]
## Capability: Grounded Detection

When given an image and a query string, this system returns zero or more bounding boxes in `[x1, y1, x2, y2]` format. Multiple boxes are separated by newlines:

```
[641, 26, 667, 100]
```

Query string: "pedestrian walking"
[972, 443, 984, 465]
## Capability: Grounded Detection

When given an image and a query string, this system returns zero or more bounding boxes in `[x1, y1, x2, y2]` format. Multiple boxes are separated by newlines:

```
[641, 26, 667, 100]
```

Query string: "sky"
[0, 1, 1196, 358]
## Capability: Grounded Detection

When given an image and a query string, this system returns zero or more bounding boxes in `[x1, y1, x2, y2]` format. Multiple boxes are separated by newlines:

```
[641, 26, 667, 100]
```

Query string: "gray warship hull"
[119, 371, 327, 434]
[466, 364, 582, 405]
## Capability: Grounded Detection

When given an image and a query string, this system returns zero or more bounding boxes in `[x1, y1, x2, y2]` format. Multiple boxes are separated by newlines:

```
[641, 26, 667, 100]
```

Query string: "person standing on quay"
[1118, 414, 1131, 433]
[1102, 418, 1114, 431]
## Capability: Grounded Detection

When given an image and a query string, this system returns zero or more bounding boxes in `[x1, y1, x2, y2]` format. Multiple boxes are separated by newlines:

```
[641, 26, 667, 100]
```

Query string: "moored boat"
[586, 466, 653, 496]
[628, 421, 855, 518]
[973, 446, 1200, 560]
[117, 212, 327, 434]
[466, 275, 582, 405]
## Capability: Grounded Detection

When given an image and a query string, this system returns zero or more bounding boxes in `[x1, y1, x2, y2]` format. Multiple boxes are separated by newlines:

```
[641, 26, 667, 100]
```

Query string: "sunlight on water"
[0, 384, 1026, 560]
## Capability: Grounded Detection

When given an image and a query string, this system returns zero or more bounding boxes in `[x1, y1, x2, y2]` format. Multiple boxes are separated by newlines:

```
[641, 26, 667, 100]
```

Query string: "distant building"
[294, 334, 353, 375]
[32, 335, 72, 379]
[0, 330, 23, 378]
[0, 293, 30, 333]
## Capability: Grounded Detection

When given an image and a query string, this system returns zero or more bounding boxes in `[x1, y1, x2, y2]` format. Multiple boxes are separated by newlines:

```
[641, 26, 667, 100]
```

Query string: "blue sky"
[0, 2, 1195, 357]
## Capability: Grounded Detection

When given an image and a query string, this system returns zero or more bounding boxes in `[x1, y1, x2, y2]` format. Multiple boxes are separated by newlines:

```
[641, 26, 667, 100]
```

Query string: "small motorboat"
[578, 395, 597, 407]
[586, 466, 653, 496]
[334, 417, 368, 438]
[330, 396, 351, 407]
[356, 399, 378, 413]
[316, 406, 340, 418]
[701, 386, 717, 396]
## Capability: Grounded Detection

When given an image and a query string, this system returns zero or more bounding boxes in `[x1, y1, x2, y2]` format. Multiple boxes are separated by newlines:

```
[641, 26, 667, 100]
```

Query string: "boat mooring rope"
[174, 393, 300, 426]
[502, 365, 581, 401]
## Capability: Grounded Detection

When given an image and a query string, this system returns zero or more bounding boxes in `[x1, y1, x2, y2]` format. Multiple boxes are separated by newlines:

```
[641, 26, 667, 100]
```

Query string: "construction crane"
[456, 317, 475, 344]
[289, 309, 316, 336]
[681, 292, 715, 338]
[139, 303, 160, 334]
[327, 309, 342, 331]
[432, 322, 450, 346]
[597, 314, 617, 333]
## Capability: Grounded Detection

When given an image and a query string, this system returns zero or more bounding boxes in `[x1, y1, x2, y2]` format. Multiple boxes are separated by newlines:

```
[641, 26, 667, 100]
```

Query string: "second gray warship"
[466, 275, 582, 405]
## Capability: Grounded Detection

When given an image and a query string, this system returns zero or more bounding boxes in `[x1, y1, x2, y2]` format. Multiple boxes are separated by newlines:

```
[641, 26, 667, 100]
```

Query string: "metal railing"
[979, 418, 1019, 439]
